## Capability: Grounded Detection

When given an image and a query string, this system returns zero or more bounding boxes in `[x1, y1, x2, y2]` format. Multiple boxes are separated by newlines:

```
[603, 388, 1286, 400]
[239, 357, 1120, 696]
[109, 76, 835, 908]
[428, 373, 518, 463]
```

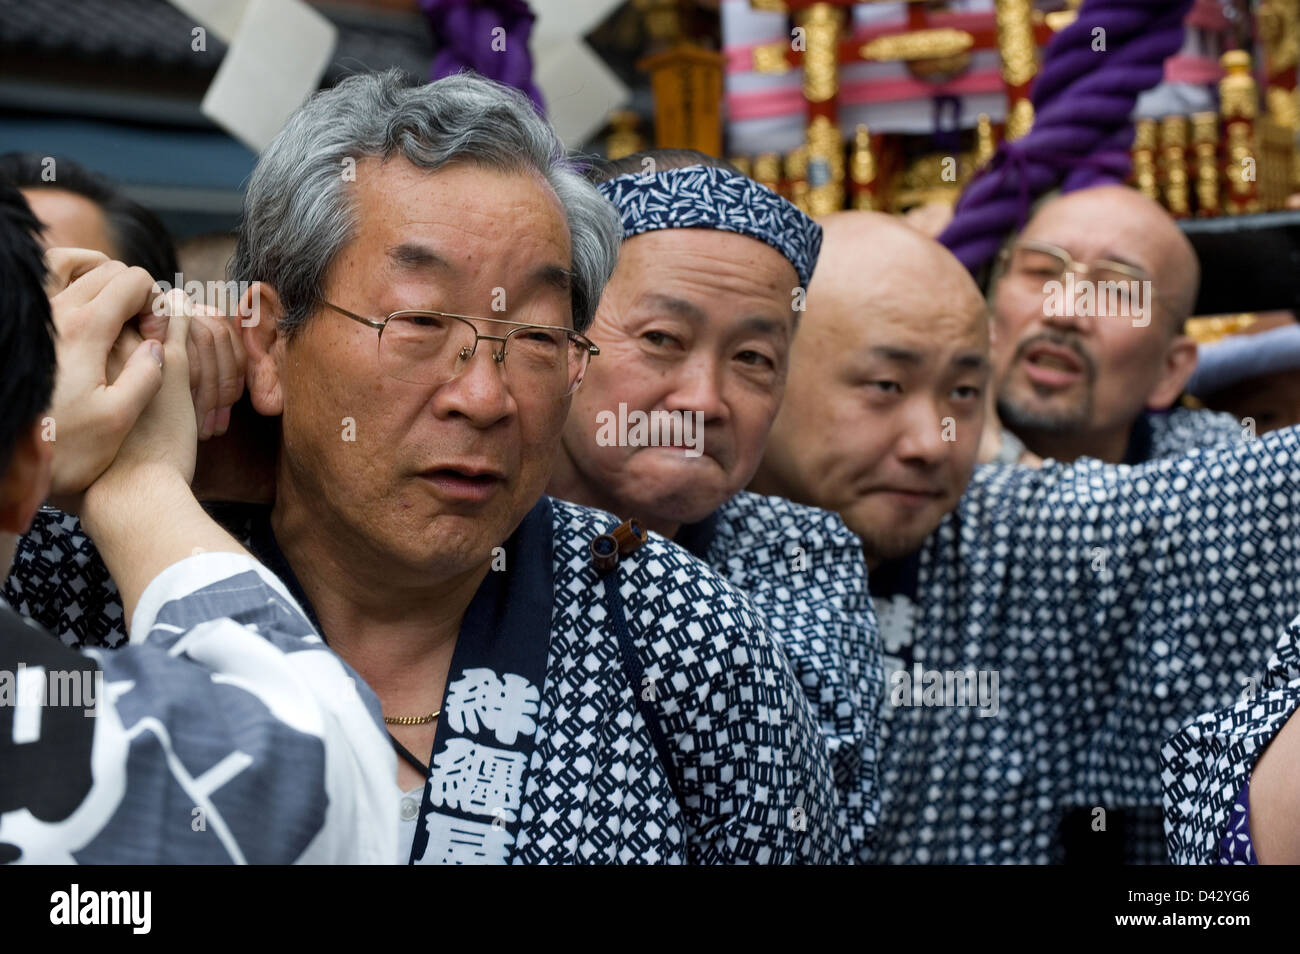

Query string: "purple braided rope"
[419, 0, 544, 112]
[938, 0, 1194, 272]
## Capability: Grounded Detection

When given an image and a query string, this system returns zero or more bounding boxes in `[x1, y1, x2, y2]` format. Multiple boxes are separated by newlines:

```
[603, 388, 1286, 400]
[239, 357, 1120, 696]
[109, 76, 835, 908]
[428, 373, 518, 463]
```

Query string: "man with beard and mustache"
[549, 149, 882, 861]
[4, 75, 844, 865]
[753, 209, 1300, 864]
[986, 185, 1243, 466]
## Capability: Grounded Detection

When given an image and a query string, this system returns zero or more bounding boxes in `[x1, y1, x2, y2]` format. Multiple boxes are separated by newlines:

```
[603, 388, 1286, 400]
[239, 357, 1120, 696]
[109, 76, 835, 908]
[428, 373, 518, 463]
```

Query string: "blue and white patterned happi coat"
[1162, 613, 1300, 864]
[1144, 407, 1245, 461]
[679, 491, 883, 863]
[5, 497, 845, 864]
[876, 423, 1300, 864]
[1, 553, 399, 864]
[996, 407, 1243, 467]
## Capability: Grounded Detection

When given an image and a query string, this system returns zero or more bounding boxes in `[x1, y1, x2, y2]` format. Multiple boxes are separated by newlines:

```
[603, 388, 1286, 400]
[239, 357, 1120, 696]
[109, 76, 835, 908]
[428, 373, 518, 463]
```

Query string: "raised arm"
[1, 293, 398, 864]
[960, 427, 1300, 845]
[970, 424, 1300, 675]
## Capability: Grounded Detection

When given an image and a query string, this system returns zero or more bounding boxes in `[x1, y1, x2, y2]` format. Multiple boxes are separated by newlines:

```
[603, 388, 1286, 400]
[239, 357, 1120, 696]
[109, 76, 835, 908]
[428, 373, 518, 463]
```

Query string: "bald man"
[989, 186, 1242, 465]
[760, 214, 989, 566]
[754, 210, 1300, 864]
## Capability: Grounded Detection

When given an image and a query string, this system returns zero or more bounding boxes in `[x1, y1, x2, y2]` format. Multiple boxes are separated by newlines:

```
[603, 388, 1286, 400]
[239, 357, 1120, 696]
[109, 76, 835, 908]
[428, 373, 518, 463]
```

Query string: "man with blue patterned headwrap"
[3, 77, 844, 865]
[548, 150, 883, 862]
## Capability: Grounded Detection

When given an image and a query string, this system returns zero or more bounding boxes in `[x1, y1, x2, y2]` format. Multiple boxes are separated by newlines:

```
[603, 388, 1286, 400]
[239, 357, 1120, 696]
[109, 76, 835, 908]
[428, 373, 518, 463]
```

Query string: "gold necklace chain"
[384, 708, 441, 726]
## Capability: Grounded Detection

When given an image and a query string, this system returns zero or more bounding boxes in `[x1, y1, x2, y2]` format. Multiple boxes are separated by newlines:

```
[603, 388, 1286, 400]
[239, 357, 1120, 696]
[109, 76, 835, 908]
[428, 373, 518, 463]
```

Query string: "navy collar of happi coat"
[245, 495, 557, 864]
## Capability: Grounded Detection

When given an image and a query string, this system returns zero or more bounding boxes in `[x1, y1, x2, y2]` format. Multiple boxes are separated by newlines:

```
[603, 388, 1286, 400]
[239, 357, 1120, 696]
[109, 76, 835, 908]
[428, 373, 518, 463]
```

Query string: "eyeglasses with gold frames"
[997, 239, 1174, 318]
[320, 300, 599, 396]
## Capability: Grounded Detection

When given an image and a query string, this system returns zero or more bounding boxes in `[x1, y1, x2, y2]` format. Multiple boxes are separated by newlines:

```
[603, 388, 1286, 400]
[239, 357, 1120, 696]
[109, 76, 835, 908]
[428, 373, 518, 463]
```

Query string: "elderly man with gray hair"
[8, 71, 844, 864]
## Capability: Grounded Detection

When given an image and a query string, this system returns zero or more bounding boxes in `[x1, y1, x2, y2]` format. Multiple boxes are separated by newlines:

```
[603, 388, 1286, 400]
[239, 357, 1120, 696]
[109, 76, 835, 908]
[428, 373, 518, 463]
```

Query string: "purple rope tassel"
[419, 0, 545, 112]
[938, 0, 1194, 273]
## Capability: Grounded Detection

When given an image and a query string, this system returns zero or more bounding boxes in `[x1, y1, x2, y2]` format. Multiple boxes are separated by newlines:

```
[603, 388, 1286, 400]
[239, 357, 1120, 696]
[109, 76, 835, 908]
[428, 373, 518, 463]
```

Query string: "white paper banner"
[531, 0, 629, 148]
[169, 0, 336, 153]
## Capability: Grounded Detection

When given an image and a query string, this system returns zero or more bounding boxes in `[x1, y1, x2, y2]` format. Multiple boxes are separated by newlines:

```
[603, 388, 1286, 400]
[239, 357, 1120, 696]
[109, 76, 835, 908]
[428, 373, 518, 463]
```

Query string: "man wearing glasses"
[755, 209, 1300, 865]
[987, 185, 1242, 466]
[7, 71, 844, 864]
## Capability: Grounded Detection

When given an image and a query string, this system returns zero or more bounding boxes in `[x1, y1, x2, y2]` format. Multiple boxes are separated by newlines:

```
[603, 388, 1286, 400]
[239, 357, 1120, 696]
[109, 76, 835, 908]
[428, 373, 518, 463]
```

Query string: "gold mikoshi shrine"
[614, 0, 1300, 219]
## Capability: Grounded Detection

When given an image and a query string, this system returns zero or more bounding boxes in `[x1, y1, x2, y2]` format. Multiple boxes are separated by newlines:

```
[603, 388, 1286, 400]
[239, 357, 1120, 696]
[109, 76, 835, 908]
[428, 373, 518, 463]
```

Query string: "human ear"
[239, 282, 288, 417]
[0, 421, 54, 534]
